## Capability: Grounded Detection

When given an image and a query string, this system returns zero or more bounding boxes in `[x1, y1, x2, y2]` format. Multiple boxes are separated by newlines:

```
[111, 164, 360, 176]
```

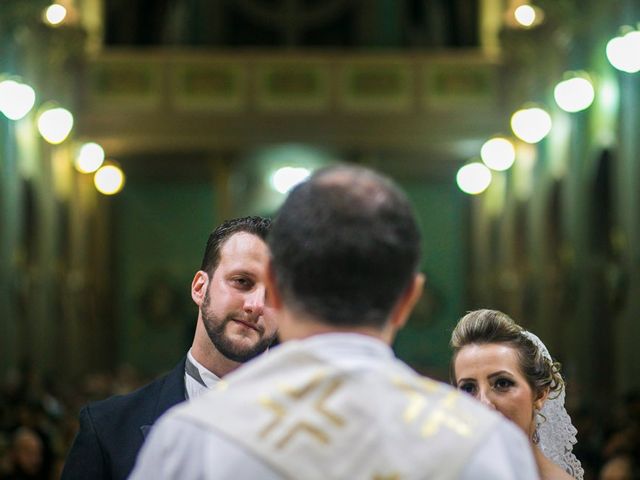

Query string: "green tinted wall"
[113, 175, 465, 379]
[394, 181, 465, 381]
[115, 179, 217, 375]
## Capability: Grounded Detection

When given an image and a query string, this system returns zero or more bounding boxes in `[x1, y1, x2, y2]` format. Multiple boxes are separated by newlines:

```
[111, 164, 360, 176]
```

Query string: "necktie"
[185, 355, 206, 387]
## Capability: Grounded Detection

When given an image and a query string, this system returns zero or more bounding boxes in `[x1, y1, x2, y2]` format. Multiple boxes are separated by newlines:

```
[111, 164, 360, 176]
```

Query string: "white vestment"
[131, 333, 539, 480]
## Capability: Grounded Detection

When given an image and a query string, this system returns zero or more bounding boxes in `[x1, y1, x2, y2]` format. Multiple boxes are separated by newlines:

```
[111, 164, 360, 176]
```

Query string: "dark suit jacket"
[61, 358, 186, 480]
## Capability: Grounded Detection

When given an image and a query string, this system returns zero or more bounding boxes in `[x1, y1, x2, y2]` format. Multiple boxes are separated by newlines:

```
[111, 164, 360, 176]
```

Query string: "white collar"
[284, 332, 395, 366]
[186, 349, 221, 389]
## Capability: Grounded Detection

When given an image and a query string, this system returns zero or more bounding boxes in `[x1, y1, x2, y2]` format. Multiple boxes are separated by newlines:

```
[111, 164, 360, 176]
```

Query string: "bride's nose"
[478, 389, 496, 410]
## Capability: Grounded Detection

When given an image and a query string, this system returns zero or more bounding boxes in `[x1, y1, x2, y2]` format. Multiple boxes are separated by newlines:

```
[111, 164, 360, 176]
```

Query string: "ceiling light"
[270, 166, 311, 194]
[514, 5, 536, 27]
[44, 4, 67, 25]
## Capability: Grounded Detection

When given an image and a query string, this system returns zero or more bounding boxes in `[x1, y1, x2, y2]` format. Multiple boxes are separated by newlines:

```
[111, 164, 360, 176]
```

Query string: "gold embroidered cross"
[372, 474, 401, 480]
[259, 372, 346, 449]
[421, 391, 472, 437]
[395, 377, 473, 438]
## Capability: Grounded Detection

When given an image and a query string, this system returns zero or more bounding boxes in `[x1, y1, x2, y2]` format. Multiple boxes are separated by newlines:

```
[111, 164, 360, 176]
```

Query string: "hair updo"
[450, 309, 564, 398]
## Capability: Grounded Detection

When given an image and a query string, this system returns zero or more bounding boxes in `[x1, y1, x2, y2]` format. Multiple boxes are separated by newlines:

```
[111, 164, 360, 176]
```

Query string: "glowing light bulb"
[270, 167, 311, 194]
[75, 142, 105, 173]
[481, 137, 516, 171]
[37, 107, 74, 144]
[0, 80, 36, 120]
[94, 165, 125, 195]
[514, 5, 536, 27]
[456, 162, 492, 195]
[606, 30, 640, 73]
[44, 4, 67, 25]
[510, 107, 552, 144]
[554, 76, 595, 112]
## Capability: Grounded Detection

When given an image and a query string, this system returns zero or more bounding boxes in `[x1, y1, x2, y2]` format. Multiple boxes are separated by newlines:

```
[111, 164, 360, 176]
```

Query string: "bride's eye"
[493, 378, 514, 391]
[458, 382, 477, 395]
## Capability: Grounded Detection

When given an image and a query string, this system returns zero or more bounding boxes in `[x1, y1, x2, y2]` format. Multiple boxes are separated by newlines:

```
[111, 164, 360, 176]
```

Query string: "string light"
[456, 162, 492, 195]
[75, 142, 105, 173]
[510, 107, 552, 143]
[37, 107, 74, 144]
[0, 80, 36, 120]
[94, 164, 125, 195]
[606, 30, 640, 73]
[554, 75, 595, 112]
[481, 137, 516, 171]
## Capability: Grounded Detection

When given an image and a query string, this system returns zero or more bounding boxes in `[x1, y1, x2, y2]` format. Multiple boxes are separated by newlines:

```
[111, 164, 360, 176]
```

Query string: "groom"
[62, 216, 278, 480]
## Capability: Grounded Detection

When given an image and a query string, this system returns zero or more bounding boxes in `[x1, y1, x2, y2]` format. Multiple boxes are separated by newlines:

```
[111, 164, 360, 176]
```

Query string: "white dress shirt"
[184, 349, 220, 400]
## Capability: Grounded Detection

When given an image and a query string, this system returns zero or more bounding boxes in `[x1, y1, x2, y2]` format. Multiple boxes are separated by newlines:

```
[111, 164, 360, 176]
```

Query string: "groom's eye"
[231, 277, 253, 290]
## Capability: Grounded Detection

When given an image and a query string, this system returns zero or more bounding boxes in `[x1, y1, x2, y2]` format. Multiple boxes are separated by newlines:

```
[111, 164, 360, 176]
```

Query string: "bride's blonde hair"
[450, 309, 563, 399]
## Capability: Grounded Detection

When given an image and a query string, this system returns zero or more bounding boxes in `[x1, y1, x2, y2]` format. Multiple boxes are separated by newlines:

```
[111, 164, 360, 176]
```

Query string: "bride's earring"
[532, 410, 543, 444]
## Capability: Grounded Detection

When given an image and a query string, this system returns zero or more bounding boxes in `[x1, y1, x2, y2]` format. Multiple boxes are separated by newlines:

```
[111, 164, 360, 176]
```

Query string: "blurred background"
[1, 0, 639, 478]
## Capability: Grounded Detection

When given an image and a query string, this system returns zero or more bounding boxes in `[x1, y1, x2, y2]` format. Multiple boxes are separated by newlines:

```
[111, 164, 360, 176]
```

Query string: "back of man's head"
[268, 164, 421, 328]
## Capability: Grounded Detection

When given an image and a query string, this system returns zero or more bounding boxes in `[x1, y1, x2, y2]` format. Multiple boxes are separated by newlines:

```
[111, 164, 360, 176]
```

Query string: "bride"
[450, 309, 584, 480]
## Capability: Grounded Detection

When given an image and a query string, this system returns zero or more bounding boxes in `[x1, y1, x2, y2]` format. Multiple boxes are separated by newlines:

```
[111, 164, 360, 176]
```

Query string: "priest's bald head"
[267, 164, 424, 344]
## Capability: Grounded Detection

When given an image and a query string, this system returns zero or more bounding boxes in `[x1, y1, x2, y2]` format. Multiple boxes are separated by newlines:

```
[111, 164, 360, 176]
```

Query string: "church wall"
[112, 171, 219, 375]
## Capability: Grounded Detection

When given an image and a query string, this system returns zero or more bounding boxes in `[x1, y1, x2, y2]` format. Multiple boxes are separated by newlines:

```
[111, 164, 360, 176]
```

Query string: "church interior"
[1, 0, 639, 478]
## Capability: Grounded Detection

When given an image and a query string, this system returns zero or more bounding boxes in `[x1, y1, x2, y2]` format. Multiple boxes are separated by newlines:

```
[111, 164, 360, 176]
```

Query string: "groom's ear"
[191, 271, 209, 307]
